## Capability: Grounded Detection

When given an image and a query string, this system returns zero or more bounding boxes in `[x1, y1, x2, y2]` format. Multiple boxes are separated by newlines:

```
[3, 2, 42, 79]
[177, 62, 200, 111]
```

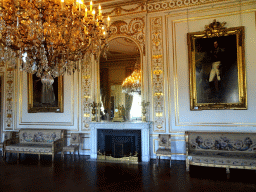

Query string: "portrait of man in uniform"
[194, 35, 238, 104]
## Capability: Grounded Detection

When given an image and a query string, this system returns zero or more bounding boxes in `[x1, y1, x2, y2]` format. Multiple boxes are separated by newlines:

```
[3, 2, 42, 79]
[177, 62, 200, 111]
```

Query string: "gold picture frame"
[187, 20, 247, 110]
[28, 74, 64, 113]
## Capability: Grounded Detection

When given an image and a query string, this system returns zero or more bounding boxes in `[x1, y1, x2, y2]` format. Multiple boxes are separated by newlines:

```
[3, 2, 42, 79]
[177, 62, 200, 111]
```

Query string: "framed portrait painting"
[187, 20, 247, 110]
[28, 74, 64, 113]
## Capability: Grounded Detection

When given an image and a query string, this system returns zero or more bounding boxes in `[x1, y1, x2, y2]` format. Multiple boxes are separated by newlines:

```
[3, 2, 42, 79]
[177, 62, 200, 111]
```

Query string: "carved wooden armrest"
[4, 138, 19, 146]
[185, 133, 189, 157]
[52, 138, 64, 153]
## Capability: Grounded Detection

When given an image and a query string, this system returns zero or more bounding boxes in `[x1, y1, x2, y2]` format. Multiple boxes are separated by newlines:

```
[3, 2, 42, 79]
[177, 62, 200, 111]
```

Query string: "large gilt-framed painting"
[187, 20, 247, 110]
[28, 74, 63, 113]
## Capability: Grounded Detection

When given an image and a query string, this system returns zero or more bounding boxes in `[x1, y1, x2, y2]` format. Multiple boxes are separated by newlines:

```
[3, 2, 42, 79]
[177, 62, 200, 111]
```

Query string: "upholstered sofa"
[4, 129, 66, 162]
[186, 131, 256, 175]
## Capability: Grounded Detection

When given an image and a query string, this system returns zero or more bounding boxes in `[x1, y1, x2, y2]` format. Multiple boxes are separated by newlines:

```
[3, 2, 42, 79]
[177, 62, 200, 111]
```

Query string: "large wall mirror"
[99, 37, 142, 122]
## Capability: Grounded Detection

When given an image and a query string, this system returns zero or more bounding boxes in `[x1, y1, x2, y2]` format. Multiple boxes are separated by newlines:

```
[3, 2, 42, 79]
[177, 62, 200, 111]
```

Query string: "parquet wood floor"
[0, 154, 255, 192]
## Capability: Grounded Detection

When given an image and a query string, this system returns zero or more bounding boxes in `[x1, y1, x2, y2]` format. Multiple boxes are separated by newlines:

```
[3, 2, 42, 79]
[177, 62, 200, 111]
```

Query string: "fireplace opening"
[97, 129, 141, 161]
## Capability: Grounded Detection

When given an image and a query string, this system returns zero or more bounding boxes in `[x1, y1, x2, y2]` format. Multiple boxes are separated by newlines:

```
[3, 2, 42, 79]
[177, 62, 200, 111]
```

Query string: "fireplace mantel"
[90, 122, 152, 162]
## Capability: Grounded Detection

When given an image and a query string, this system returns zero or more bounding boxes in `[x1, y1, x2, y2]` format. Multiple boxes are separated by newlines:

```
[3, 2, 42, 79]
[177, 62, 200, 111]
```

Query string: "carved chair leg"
[52, 154, 54, 162]
[61, 152, 64, 160]
[186, 158, 190, 172]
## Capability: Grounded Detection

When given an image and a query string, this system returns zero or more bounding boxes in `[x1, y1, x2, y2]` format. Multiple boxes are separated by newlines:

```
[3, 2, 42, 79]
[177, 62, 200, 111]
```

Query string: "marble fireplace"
[90, 122, 151, 162]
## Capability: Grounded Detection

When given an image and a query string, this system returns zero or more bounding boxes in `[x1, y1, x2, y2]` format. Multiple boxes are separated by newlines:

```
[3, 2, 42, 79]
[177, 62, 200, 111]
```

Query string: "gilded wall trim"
[169, 6, 256, 127]
[101, 0, 230, 17]
[82, 57, 92, 131]
[104, 3, 146, 17]
[147, 0, 230, 13]
[109, 17, 145, 55]
[5, 68, 14, 130]
[150, 16, 166, 132]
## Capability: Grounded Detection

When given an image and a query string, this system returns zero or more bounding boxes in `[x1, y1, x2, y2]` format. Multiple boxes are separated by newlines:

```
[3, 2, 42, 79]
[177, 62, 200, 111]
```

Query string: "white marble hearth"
[90, 122, 152, 162]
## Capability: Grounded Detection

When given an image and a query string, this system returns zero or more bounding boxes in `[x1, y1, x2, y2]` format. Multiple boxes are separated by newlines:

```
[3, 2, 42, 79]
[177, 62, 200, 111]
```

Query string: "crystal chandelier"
[122, 68, 141, 95]
[0, 0, 110, 84]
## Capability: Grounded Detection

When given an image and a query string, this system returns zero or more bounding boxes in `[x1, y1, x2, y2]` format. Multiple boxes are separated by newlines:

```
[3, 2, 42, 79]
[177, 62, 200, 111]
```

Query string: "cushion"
[19, 129, 62, 144]
[187, 132, 256, 153]
[158, 134, 171, 148]
[5, 143, 53, 153]
[156, 148, 172, 155]
[188, 151, 256, 166]
[70, 134, 80, 144]
[63, 145, 79, 152]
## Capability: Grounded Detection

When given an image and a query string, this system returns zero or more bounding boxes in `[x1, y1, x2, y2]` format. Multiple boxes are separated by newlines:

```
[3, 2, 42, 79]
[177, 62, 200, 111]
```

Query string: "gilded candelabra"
[141, 100, 149, 122]
[90, 102, 100, 122]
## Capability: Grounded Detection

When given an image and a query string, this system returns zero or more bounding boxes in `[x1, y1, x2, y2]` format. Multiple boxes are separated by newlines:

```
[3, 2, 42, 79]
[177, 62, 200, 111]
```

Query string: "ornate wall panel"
[82, 57, 92, 131]
[150, 17, 165, 132]
[109, 17, 145, 55]
[4, 68, 15, 130]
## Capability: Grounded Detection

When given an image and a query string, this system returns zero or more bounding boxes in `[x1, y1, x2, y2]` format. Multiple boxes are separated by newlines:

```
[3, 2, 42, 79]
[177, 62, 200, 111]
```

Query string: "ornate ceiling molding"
[147, 0, 229, 12]
[103, 3, 145, 17]
[101, 0, 229, 17]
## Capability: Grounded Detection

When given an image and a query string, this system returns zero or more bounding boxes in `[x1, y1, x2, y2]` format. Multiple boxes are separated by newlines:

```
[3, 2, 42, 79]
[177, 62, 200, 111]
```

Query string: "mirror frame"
[96, 35, 144, 121]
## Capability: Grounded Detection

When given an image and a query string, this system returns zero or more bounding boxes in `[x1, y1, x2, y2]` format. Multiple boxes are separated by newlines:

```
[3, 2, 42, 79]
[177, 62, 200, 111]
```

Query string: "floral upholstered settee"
[4, 129, 66, 162]
[186, 131, 256, 175]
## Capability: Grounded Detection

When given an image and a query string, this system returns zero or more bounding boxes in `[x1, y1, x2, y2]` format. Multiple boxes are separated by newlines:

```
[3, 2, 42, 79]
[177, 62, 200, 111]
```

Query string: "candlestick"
[85, 7, 87, 17]
[107, 16, 110, 27]
[17, 17, 19, 28]
[61, 0, 64, 10]
[90, 1, 92, 12]
[98, 4, 101, 16]
[92, 10, 95, 20]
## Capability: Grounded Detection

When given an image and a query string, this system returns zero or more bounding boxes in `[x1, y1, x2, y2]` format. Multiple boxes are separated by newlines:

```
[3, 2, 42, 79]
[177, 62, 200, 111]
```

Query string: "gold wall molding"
[147, 0, 231, 13]
[109, 17, 145, 55]
[82, 17, 145, 130]
[104, 3, 146, 17]
[82, 57, 92, 131]
[168, 5, 256, 127]
[101, 0, 231, 17]
[5, 68, 15, 130]
[150, 16, 166, 132]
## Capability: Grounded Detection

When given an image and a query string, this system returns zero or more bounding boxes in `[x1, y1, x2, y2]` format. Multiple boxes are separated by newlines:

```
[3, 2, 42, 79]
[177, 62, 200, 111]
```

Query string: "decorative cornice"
[147, 0, 230, 13]
[101, 0, 230, 17]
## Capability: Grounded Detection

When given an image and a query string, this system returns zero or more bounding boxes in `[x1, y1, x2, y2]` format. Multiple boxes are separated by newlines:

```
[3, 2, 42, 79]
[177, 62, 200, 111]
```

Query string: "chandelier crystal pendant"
[0, 0, 110, 84]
